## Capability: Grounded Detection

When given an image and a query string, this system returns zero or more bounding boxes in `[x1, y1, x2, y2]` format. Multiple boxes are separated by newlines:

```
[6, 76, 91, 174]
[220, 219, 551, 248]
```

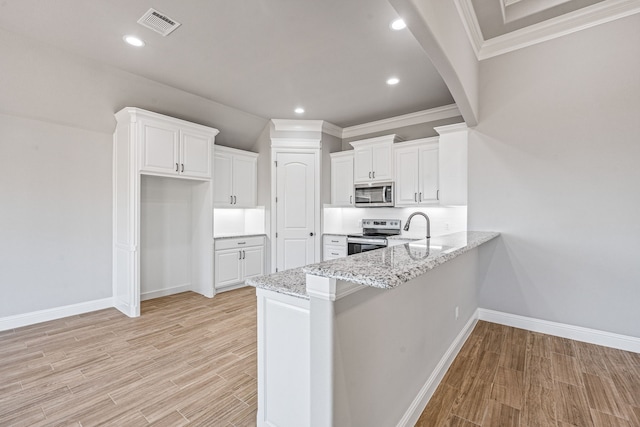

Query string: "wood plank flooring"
[2, 290, 639, 427]
[0, 287, 258, 426]
[416, 321, 640, 427]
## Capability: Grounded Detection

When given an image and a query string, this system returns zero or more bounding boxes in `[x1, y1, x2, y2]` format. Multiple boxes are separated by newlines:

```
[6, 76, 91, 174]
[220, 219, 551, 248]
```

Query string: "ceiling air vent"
[137, 8, 181, 36]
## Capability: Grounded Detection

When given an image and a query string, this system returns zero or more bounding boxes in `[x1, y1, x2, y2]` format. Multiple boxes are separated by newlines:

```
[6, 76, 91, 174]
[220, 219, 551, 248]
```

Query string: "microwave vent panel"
[137, 8, 181, 36]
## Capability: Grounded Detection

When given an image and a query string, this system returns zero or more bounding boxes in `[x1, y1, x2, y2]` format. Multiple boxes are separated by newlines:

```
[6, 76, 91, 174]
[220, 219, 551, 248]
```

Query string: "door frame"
[270, 140, 321, 273]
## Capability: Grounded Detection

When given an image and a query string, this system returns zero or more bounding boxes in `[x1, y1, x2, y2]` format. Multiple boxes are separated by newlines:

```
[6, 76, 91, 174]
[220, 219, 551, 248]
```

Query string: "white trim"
[271, 119, 324, 133]
[0, 298, 114, 331]
[270, 138, 321, 149]
[322, 121, 343, 139]
[342, 104, 461, 140]
[396, 311, 479, 427]
[215, 282, 250, 293]
[454, 0, 484, 57]
[434, 122, 469, 135]
[478, 308, 640, 353]
[455, 0, 640, 60]
[214, 144, 259, 158]
[140, 283, 192, 301]
[349, 133, 402, 148]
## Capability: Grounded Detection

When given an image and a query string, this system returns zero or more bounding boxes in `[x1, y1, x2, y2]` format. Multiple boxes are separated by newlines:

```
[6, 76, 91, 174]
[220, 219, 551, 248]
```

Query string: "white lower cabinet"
[323, 235, 347, 261]
[215, 236, 265, 291]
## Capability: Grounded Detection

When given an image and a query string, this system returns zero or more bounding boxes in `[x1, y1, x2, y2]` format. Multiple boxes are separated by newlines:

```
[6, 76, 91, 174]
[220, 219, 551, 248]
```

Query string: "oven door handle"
[347, 237, 388, 246]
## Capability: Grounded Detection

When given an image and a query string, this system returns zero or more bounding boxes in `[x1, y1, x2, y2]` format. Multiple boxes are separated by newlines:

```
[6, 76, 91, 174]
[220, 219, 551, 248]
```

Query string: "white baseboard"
[141, 283, 192, 301]
[0, 298, 114, 331]
[478, 308, 640, 353]
[396, 311, 479, 427]
[215, 282, 249, 293]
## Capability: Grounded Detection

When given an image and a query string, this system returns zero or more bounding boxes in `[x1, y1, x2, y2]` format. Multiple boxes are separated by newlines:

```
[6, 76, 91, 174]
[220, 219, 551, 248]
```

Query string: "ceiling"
[0, 0, 454, 129]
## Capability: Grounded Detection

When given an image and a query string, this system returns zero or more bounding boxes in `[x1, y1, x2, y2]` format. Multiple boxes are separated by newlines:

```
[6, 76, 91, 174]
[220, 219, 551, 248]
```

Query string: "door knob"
[310, 232, 314, 236]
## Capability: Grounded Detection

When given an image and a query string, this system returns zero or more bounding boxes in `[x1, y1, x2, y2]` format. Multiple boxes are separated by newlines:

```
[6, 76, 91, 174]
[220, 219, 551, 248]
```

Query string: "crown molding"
[271, 119, 324, 132]
[342, 104, 461, 140]
[455, 0, 640, 60]
[434, 123, 468, 135]
[270, 137, 321, 149]
[322, 121, 343, 139]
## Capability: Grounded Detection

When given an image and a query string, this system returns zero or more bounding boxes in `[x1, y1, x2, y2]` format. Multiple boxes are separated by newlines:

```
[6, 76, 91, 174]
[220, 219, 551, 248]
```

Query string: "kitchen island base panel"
[256, 245, 492, 427]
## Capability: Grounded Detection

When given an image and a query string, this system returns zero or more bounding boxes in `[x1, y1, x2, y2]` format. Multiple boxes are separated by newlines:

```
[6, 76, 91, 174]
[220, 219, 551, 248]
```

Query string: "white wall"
[140, 176, 193, 298]
[0, 114, 112, 316]
[468, 15, 640, 337]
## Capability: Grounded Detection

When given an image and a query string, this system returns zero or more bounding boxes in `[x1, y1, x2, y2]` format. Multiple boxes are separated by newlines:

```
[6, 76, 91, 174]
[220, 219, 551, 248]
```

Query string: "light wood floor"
[416, 320, 640, 427]
[3, 291, 639, 427]
[0, 287, 258, 426]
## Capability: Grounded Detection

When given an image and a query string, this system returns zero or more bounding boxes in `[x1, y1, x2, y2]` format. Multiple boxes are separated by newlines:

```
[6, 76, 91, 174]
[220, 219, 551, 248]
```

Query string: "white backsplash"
[214, 207, 265, 237]
[323, 206, 467, 238]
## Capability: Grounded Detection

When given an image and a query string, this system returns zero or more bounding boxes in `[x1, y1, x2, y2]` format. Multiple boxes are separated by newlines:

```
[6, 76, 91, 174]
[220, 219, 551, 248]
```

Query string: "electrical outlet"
[455, 306, 459, 320]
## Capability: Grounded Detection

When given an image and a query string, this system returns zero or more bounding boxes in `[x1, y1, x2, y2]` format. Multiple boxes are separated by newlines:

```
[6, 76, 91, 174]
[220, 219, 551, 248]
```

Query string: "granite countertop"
[214, 233, 267, 240]
[246, 267, 309, 300]
[246, 231, 499, 299]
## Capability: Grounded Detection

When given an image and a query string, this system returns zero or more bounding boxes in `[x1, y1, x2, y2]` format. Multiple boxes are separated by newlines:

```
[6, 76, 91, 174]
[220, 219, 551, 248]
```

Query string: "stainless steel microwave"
[354, 182, 394, 207]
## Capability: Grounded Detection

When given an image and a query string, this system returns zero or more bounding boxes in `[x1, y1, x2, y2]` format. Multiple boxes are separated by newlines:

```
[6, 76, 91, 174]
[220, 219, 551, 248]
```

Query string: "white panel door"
[180, 131, 211, 178]
[213, 152, 233, 206]
[140, 121, 179, 175]
[243, 245, 265, 280]
[419, 145, 439, 203]
[331, 154, 354, 206]
[214, 248, 242, 288]
[353, 147, 372, 183]
[276, 152, 316, 271]
[371, 142, 393, 181]
[233, 155, 257, 207]
[394, 147, 420, 206]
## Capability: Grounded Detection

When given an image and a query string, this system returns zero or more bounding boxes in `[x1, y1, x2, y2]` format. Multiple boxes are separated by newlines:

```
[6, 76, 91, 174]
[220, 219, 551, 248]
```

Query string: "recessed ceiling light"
[386, 77, 400, 85]
[123, 35, 145, 47]
[390, 19, 406, 31]
[294, 107, 305, 114]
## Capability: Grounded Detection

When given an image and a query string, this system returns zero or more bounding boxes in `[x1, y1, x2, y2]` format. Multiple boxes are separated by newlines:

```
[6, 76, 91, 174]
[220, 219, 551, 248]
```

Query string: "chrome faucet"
[403, 212, 431, 240]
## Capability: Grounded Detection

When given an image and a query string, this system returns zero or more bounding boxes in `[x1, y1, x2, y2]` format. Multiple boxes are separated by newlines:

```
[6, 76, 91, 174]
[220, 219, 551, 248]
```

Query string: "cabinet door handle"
[372, 171, 375, 179]
[437, 190, 439, 201]
[419, 192, 422, 202]
[414, 193, 417, 202]
[242, 250, 245, 259]
[175, 163, 179, 172]
[181, 163, 184, 173]
[238, 251, 242, 260]
[350, 195, 353, 205]
[230, 195, 233, 204]
[368, 171, 371, 179]
[234, 195, 237, 204]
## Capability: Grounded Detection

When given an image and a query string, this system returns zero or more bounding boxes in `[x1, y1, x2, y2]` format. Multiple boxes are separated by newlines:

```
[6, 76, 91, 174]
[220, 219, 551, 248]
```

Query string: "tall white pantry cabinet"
[113, 107, 219, 317]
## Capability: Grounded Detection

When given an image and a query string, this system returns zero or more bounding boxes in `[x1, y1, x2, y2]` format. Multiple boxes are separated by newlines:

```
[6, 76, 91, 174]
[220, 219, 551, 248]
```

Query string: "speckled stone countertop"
[246, 231, 499, 299]
[214, 233, 266, 240]
[246, 267, 309, 300]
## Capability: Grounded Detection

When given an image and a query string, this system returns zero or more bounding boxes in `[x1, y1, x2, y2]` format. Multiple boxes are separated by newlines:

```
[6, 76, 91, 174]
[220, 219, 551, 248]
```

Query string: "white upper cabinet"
[330, 151, 354, 206]
[350, 135, 399, 183]
[394, 138, 440, 206]
[435, 123, 468, 206]
[139, 116, 214, 179]
[214, 146, 258, 208]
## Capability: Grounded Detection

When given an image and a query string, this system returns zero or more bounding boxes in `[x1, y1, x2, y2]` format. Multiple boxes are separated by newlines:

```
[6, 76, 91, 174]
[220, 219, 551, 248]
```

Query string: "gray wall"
[0, 29, 268, 317]
[0, 114, 112, 316]
[468, 15, 640, 337]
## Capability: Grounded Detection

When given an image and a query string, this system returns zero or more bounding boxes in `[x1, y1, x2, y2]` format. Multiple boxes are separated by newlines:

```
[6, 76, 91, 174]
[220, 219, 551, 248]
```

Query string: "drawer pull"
[237, 242, 246, 245]
[331, 252, 339, 256]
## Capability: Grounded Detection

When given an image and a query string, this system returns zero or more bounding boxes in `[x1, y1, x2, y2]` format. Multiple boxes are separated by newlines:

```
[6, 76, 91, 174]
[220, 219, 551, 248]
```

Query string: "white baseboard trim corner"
[141, 283, 192, 301]
[396, 310, 479, 427]
[478, 308, 640, 353]
[0, 298, 114, 331]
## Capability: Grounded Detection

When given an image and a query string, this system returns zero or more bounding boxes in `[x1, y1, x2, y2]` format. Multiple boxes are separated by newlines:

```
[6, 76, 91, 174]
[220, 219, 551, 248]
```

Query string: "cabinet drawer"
[323, 245, 347, 261]
[323, 235, 347, 246]
[215, 236, 265, 250]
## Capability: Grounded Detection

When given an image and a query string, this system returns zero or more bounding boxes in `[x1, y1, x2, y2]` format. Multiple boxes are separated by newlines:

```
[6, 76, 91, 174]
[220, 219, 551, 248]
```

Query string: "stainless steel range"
[347, 219, 401, 255]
